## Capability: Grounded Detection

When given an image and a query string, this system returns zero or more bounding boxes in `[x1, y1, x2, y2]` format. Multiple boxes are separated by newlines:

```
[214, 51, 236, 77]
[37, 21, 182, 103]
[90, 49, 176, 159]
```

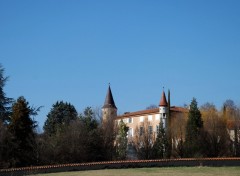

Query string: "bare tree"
[171, 113, 187, 158]
[133, 120, 155, 159]
[201, 103, 231, 157]
[146, 104, 158, 110]
[223, 100, 240, 156]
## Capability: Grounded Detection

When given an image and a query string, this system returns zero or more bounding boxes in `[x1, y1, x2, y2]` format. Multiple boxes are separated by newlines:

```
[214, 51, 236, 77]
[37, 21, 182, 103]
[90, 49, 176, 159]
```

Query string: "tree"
[0, 121, 14, 168]
[166, 89, 172, 157]
[184, 98, 203, 157]
[8, 96, 38, 167]
[201, 103, 231, 157]
[170, 113, 186, 158]
[79, 107, 105, 161]
[37, 119, 93, 164]
[152, 120, 169, 159]
[146, 104, 158, 110]
[134, 120, 155, 159]
[43, 101, 78, 135]
[222, 100, 240, 156]
[38, 107, 105, 164]
[0, 64, 13, 123]
[116, 120, 129, 160]
[79, 107, 98, 130]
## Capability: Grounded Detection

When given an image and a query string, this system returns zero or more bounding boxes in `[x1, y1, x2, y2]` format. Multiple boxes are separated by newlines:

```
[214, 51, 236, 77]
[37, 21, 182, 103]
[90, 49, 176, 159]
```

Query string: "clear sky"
[0, 0, 240, 131]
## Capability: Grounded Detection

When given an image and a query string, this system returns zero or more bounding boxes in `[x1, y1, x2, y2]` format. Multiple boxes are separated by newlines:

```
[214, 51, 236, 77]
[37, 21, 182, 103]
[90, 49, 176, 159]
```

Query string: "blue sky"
[0, 0, 240, 131]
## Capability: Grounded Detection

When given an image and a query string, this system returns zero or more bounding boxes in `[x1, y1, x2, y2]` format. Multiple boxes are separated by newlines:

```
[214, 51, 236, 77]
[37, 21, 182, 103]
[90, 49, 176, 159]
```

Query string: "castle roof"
[159, 91, 168, 107]
[102, 85, 117, 109]
[116, 106, 187, 119]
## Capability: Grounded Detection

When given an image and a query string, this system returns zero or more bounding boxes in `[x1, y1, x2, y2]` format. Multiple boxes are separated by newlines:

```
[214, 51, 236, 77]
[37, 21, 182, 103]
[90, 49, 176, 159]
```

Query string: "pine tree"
[116, 120, 129, 160]
[184, 98, 203, 157]
[8, 96, 38, 167]
[0, 64, 13, 123]
[152, 120, 169, 158]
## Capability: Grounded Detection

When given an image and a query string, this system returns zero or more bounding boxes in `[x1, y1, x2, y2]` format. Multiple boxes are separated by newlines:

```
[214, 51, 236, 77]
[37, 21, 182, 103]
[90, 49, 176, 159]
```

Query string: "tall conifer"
[152, 120, 169, 158]
[8, 97, 37, 167]
[0, 64, 13, 123]
[184, 98, 203, 157]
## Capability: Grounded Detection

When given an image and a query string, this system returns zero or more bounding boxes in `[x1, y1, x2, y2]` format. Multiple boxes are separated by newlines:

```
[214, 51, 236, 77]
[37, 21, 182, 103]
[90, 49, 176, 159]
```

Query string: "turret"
[159, 90, 168, 128]
[102, 85, 117, 124]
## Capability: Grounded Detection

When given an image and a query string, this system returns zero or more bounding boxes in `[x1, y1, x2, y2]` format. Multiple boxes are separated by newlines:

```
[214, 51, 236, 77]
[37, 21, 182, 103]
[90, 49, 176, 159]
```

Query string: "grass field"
[33, 167, 240, 176]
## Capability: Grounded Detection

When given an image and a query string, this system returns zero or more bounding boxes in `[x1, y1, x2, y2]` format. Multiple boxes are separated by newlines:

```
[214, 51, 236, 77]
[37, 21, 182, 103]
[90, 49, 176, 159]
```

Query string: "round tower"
[159, 90, 168, 128]
[102, 85, 117, 124]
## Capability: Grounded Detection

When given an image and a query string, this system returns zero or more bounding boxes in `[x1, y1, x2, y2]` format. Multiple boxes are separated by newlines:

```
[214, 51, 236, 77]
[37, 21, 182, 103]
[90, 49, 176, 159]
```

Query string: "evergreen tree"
[168, 89, 171, 117]
[116, 120, 129, 160]
[43, 101, 78, 135]
[0, 120, 14, 168]
[0, 64, 13, 123]
[184, 98, 203, 157]
[152, 120, 169, 158]
[79, 107, 98, 130]
[79, 107, 104, 161]
[167, 89, 172, 157]
[8, 96, 38, 167]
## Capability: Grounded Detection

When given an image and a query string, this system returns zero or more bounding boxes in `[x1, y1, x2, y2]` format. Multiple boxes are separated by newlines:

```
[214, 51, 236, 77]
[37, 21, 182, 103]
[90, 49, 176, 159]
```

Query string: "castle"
[102, 85, 187, 141]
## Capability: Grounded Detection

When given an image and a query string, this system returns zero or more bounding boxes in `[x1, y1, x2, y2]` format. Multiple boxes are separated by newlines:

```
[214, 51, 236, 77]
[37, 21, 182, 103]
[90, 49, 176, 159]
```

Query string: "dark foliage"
[8, 96, 38, 167]
[0, 64, 13, 123]
[152, 120, 169, 159]
[43, 101, 78, 135]
[184, 98, 203, 157]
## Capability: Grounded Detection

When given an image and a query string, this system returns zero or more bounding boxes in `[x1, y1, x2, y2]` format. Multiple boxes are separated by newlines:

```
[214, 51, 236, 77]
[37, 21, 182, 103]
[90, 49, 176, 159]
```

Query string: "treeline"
[0, 64, 117, 168]
[133, 98, 240, 159]
[0, 64, 240, 169]
[0, 99, 115, 168]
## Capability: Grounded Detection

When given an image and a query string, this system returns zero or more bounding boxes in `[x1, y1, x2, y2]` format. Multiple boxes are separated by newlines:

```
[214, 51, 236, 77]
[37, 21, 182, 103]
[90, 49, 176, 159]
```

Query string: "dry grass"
[33, 167, 240, 176]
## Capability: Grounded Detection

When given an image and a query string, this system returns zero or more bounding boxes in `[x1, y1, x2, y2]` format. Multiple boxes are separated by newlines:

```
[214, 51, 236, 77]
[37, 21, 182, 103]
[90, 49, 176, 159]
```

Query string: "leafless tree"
[201, 103, 231, 157]
[170, 113, 187, 158]
[133, 120, 155, 159]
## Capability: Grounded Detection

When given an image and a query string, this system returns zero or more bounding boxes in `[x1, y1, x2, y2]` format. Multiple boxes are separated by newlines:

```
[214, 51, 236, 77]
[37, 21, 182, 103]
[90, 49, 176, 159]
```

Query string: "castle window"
[140, 126, 144, 136]
[155, 114, 160, 120]
[148, 115, 152, 121]
[128, 128, 133, 137]
[156, 125, 159, 133]
[160, 113, 163, 119]
[148, 126, 153, 134]
[128, 118, 133, 123]
[161, 118, 166, 128]
[140, 116, 144, 122]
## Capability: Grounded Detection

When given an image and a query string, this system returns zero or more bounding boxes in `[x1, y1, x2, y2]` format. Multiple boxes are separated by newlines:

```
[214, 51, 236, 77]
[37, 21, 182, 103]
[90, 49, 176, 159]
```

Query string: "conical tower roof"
[102, 85, 117, 109]
[159, 90, 168, 107]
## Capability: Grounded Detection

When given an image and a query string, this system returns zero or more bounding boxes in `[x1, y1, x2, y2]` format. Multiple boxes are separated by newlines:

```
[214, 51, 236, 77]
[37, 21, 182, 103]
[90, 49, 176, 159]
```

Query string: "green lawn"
[33, 167, 240, 176]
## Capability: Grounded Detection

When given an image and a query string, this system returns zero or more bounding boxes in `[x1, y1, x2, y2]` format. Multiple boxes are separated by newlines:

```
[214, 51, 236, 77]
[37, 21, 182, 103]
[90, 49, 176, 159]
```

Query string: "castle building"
[102, 85, 187, 141]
